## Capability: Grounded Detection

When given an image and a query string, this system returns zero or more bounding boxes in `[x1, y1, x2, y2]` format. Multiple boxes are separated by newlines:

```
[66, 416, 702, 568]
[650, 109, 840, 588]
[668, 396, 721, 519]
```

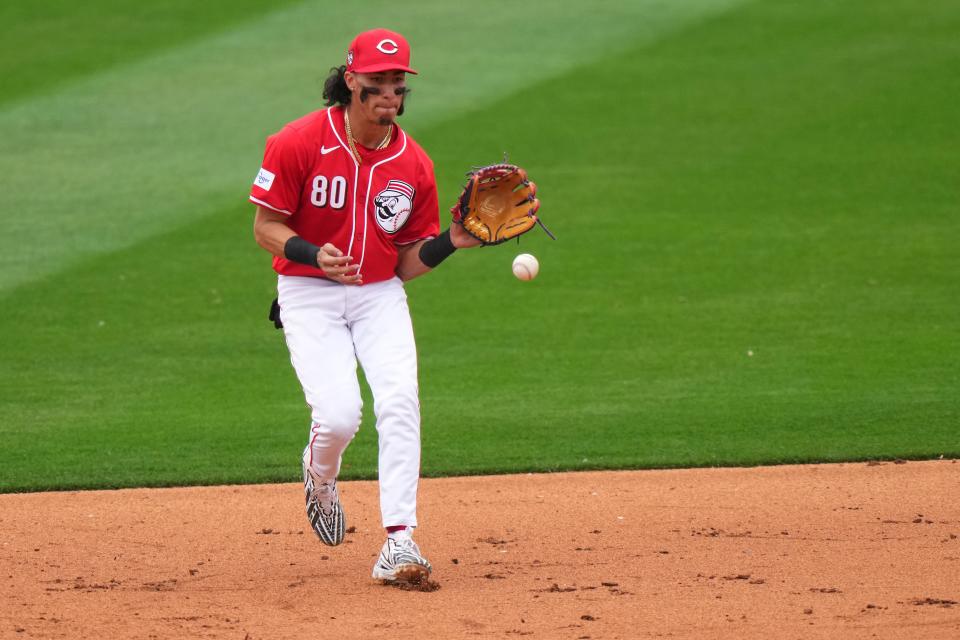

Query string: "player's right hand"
[319, 243, 362, 285]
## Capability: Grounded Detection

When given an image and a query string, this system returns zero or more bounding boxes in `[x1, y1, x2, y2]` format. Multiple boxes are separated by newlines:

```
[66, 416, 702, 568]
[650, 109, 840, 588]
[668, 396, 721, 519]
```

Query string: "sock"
[386, 525, 410, 539]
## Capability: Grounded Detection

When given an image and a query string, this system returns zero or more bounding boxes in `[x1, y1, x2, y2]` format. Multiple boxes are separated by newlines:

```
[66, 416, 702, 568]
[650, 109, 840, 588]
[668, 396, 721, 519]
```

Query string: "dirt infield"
[1, 460, 958, 639]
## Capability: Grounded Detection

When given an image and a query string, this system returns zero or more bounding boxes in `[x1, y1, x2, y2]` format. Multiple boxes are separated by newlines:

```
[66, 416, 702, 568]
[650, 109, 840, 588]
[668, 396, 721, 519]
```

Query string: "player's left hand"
[449, 223, 483, 249]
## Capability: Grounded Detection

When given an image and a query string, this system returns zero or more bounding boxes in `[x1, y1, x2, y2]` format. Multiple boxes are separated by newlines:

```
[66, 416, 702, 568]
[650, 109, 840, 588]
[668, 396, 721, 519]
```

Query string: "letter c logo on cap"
[376, 39, 399, 55]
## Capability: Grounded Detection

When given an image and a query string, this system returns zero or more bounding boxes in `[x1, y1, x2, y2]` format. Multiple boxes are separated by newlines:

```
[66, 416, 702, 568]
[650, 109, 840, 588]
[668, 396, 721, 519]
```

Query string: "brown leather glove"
[451, 163, 553, 245]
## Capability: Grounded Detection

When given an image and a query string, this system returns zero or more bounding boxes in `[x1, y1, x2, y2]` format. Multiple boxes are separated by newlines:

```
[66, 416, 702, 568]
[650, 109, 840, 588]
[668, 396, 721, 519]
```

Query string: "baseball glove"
[451, 163, 554, 245]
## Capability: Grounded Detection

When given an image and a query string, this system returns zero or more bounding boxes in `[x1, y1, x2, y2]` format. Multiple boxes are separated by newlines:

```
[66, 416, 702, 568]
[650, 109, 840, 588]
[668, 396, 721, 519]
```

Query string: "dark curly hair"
[322, 65, 408, 116]
[323, 66, 352, 107]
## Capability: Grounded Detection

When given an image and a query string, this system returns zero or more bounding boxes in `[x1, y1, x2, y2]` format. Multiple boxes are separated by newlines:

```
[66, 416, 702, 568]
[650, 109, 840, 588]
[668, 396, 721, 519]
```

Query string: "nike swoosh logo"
[321, 145, 339, 155]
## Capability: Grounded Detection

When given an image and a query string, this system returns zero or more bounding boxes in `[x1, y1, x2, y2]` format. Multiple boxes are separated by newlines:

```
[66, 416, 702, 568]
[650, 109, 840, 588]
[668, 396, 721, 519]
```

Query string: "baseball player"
[250, 28, 480, 584]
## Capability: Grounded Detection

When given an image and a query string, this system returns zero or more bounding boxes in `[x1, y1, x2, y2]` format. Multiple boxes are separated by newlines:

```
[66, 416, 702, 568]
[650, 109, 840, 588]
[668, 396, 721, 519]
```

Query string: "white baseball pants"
[277, 275, 421, 528]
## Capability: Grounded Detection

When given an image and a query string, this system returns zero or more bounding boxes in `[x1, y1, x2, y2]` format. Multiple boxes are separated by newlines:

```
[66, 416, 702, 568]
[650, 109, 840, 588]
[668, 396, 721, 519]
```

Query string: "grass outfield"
[1, 0, 958, 492]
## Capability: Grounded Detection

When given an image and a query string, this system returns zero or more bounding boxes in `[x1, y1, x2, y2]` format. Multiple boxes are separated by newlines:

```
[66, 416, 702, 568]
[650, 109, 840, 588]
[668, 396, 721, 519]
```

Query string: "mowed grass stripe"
[0, 0, 305, 106]
[0, 0, 748, 294]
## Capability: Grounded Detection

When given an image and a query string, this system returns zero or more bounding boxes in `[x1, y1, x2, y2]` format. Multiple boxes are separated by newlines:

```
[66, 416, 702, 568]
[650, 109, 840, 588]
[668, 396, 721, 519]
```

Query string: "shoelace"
[391, 536, 424, 562]
[308, 478, 338, 514]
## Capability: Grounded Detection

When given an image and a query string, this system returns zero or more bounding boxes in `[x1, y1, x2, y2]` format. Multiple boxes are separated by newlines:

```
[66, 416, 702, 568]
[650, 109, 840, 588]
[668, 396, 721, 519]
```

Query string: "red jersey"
[250, 106, 440, 283]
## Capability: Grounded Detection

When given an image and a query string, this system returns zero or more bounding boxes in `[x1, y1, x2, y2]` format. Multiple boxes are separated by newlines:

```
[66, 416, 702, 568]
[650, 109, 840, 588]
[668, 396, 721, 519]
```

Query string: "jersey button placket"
[352, 166, 370, 278]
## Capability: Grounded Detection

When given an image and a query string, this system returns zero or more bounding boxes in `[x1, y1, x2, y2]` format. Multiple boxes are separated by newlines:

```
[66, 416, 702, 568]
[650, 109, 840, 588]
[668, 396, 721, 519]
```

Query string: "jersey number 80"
[311, 175, 347, 209]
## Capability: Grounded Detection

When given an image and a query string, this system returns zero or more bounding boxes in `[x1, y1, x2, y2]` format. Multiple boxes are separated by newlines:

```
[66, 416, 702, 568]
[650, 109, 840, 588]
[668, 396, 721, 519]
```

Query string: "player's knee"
[312, 405, 362, 443]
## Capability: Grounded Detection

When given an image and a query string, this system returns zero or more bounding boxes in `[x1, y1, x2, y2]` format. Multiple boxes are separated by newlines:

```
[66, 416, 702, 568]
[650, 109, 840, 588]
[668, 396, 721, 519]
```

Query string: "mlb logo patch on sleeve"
[254, 167, 276, 191]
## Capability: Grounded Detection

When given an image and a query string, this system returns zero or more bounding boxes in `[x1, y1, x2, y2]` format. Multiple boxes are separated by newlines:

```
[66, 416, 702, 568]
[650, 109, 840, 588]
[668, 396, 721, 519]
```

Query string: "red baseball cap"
[346, 28, 418, 75]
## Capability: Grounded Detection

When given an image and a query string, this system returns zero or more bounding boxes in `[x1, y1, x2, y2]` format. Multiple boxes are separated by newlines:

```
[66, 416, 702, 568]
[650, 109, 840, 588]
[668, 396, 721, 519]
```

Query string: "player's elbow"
[402, 269, 429, 282]
[253, 221, 271, 252]
[253, 207, 287, 255]
[394, 263, 422, 282]
[394, 241, 432, 282]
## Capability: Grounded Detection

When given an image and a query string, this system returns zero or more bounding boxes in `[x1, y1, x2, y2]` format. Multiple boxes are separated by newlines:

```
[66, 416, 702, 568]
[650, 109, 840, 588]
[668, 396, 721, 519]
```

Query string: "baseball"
[512, 253, 539, 281]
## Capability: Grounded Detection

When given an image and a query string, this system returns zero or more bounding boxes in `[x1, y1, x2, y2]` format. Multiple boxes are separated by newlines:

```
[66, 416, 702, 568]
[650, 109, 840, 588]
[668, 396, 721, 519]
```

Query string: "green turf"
[2, 0, 958, 492]
[0, 0, 306, 105]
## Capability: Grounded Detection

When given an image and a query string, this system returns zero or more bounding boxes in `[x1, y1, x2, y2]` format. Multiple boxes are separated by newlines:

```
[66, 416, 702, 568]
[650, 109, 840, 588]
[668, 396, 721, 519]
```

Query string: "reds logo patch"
[376, 39, 399, 55]
[374, 180, 415, 234]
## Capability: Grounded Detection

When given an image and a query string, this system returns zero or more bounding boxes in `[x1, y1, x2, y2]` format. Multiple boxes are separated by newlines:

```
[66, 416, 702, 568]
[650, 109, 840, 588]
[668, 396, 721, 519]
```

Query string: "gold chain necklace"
[344, 109, 392, 165]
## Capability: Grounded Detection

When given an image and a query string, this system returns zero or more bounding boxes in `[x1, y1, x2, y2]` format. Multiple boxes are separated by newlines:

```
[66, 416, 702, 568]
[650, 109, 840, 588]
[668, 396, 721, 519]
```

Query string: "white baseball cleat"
[302, 457, 345, 546]
[372, 529, 432, 584]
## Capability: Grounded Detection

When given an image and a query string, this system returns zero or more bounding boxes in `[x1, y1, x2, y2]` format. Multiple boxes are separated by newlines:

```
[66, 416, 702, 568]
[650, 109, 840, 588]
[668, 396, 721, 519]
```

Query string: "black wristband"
[418, 229, 457, 268]
[283, 236, 322, 267]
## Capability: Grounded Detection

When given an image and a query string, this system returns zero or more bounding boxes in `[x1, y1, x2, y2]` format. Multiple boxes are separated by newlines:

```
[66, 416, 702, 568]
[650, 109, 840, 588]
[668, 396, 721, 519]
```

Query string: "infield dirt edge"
[2, 460, 959, 639]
